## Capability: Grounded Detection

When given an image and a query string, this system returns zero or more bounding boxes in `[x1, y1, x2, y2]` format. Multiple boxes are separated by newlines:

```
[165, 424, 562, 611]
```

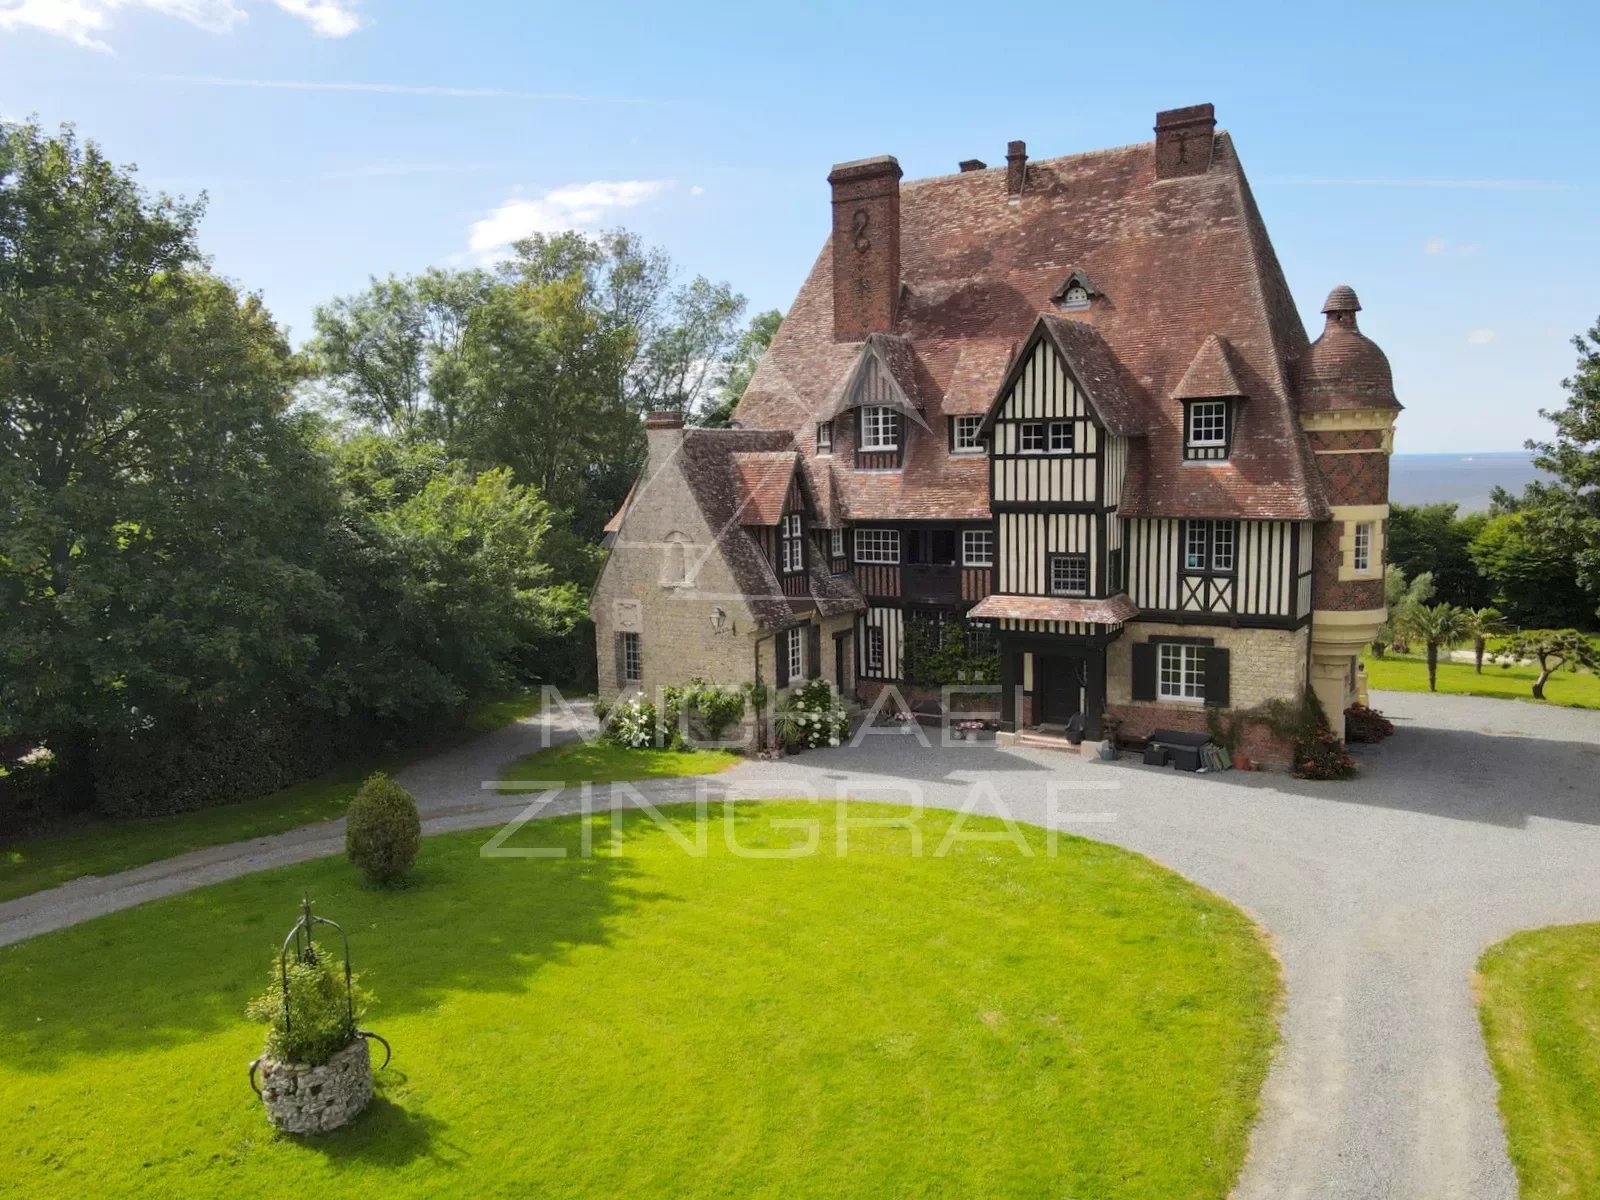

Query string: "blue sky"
[3, 0, 1596, 453]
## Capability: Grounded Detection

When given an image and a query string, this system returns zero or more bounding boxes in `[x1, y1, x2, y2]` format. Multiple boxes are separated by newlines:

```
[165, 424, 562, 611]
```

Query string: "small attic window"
[1052, 270, 1097, 311]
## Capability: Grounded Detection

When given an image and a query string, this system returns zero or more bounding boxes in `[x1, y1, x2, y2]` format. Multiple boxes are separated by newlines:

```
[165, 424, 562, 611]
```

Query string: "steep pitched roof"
[980, 315, 1147, 437]
[735, 132, 1328, 521]
[729, 451, 799, 526]
[1172, 333, 1248, 400]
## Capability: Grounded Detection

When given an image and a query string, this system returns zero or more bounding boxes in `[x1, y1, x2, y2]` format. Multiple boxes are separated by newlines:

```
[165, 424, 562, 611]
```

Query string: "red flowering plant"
[1344, 703, 1394, 744]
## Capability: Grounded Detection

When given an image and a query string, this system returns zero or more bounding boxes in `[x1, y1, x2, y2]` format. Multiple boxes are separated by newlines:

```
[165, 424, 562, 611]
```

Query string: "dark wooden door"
[834, 632, 851, 698]
[1038, 655, 1081, 725]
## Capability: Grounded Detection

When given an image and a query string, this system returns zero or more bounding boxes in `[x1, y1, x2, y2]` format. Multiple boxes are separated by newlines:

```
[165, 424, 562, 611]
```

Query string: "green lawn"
[0, 803, 1280, 1200]
[502, 740, 741, 786]
[1364, 653, 1600, 709]
[0, 691, 544, 904]
[1478, 924, 1600, 1199]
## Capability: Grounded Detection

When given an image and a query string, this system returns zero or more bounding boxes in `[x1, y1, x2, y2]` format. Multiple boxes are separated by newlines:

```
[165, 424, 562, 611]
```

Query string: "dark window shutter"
[1204, 646, 1231, 708]
[776, 630, 791, 688]
[807, 625, 822, 679]
[1131, 642, 1157, 702]
[614, 633, 626, 687]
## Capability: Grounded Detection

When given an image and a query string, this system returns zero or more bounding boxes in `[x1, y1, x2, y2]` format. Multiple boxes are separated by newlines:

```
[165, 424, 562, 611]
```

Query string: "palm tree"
[1461, 606, 1508, 674]
[1396, 602, 1472, 692]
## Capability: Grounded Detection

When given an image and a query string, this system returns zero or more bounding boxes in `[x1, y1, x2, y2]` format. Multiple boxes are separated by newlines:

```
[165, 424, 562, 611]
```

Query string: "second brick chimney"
[827, 155, 902, 342]
[1154, 103, 1217, 180]
[1006, 140, 1027, 197]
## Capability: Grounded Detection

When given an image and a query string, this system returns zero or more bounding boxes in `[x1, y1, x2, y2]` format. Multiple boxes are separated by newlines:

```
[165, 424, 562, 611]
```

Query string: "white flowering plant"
[774, 680, 850, 751]
[601, 698, 659, 749]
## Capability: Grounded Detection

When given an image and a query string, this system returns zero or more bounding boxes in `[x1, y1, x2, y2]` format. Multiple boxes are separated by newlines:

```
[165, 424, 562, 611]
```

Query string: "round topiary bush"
[345, 772, 421, 885]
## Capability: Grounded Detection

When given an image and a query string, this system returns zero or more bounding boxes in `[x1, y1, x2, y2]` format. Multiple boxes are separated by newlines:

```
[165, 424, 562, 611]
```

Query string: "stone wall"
[1107, 621, 1309, 710]
[255, 1037, 372, 1135]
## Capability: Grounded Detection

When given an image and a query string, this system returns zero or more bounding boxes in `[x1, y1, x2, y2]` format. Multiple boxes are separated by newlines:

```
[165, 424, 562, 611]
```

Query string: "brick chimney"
[828, 155, 902, 342]
[1154, 103, 1217, 180]
[958, 158, 986, 173]
[1005, 140, 1027, 197]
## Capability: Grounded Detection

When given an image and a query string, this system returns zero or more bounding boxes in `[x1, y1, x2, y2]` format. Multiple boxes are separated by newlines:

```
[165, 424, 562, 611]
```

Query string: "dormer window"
[859, 405, 898, 451]
[1061, 284, 1089, 309]
[1184, 399, 1232, 460]
[1051, 270, 1098, 311]
[816, 421, 832, 455]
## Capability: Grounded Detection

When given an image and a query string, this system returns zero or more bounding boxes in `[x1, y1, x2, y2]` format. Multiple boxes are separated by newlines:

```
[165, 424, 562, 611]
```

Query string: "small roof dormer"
[1051, 269, 1100, 311]
[1173, 333, 1247, 401]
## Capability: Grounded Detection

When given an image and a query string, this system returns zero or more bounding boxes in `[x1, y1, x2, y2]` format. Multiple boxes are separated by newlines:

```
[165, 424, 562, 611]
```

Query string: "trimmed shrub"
[246, 940, 370, 1065]
[345, 772, 421, 885]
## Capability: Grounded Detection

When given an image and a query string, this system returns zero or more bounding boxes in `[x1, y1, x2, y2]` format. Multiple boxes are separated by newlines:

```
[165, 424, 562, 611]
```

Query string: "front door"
[834, 631, 852, 699]
[1038, 655, 1081, 726]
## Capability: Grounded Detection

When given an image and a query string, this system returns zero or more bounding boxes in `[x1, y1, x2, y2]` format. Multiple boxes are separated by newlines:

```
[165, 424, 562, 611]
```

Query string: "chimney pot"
[645, 409, 685, 430]
[1005, 140, 1027, 196]
[958, 158, 986, 173]
[827, 155, 902, 342]
[1154, 103, 1217, 180]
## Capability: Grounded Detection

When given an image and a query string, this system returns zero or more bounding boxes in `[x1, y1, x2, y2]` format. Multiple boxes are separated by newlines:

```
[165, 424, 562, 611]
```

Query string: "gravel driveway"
[4, 689, 1599, 1199]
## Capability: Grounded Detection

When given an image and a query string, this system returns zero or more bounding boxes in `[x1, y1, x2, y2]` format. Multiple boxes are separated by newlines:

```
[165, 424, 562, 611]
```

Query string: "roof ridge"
[903, 137, 1169, 188]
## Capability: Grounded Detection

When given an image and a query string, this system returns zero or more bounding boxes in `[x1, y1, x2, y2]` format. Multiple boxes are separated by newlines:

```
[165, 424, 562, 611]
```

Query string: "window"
[860, 405, 898, 451]
[1061, 283, 1090, 309]
[816, 422, 832, 455]
[950, 415, 984, 454]
[780, 513, 804, 574]
[786, 626, 804, 682]
[830, 527, 844, 558]
[621, 632, 641, 684]
[1187, 400, 1228, 448]
[1048, 421, 1074, 452]
[1353, 522, 1373, 573]
[1183, 520, 1237, 574]
[854, 528, 900, 564]
[1048, 553, 1089, 596]
[962, 529, 993, 567]
[866, 626, 885, 674]
[1019, 422, 1046, 453]
[1158, 642, 1206, 702]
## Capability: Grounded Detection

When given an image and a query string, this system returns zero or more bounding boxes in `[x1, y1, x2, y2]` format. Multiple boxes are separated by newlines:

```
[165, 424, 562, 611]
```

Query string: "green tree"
[0, 123, 326, 790]
[1387, 503, 1490, 607]
[1461, 606, 1508, 674]
[1469, 511, 1594, 629]
[1496, 630, 1600, 701]
[1378, 566, 1434, 654]
[1395, 603, 1471, 692]
[307, 267, 490, 439]
[700, 308, 782, 428]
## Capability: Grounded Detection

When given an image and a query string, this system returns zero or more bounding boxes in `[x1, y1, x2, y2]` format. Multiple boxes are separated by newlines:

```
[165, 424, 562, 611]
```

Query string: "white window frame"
[621, 631, 642, 684]
[830, 527, 844, 558]
[1210, 522, 1235, 573]
[1157, 642, 1206, 702]
[1353, 522, 1373, 573]
[1048, 421, 1074, 453]
[951, 415, 984, 455]
[1184, 522, 1210, 571]
[1048, 553, 1089, 597]
[1019, 421, 1046, 454]
[860, 405, 898, 451]
[853, 527, 900, 564]
[786, 626, 804, 681]
[866, 626, 885, 674]
[780, 512, 804, 574]
[962, 529, 993, 567]
[1188, 400, 1228, 448]
[815, 422, 832, 455]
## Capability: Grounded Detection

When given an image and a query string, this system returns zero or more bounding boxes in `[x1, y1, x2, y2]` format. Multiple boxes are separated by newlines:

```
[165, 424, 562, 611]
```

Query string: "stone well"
[254, 1037, 372, 1135]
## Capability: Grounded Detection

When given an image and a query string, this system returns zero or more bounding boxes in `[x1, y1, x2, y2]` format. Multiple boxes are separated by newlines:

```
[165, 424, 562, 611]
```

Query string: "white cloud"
[270, 0, 358, 37]
[1424, 237, 1446, 256]
[1425, 236, 1484, 258]
[468, 180, 673, 256]
[0, 0, 360, 50]
[1467, 328, 1497, 346]
[689, 184, 705, 197]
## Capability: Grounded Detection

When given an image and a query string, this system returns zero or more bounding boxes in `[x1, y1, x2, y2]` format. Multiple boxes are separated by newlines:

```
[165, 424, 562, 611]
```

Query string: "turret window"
[1353, 522, 1373, 573]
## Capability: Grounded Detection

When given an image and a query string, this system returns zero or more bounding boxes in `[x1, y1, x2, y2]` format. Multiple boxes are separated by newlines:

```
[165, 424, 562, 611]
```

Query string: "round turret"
[1298, 285, 1400, 412]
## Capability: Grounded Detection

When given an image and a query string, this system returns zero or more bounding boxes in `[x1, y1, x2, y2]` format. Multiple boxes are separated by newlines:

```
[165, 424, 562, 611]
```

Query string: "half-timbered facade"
[593, 103, 1399, 762]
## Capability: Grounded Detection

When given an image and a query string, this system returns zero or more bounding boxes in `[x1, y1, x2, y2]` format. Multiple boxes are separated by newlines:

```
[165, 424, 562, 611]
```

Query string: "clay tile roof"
[968, 593, 1139, 625]
[602, 480, 636, 535]
[1321, 284, 1361, 313]
[730, 450, 799, 525]
[1172, 333, 1248, 399]
[735, 130, 1328, 522]
[807, 558, 866, 617]
[1035, 314, 1146, 436]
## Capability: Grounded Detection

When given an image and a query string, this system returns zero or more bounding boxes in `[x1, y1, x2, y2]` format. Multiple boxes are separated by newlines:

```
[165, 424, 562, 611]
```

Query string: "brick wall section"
[828, 156, 901, 342]
[1312, 523, 1386, 612]
[1306, 429, 1385, 452]
[1105, 702, 1296, 770]
[1315, 449, 1389, 505]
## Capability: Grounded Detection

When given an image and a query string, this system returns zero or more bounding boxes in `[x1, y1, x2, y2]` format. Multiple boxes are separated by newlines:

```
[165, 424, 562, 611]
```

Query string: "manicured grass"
[1364, 653, 1600, 709]
[0, 691, 544, 904]
[502, 740, 741, 786]
[0, 803, 1279, 1200]
[1478, 924, 1600, 1199]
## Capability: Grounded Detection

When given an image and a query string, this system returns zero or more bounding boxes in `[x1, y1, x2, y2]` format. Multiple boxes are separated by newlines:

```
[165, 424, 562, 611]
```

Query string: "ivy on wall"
[902, 613, 1000, 687]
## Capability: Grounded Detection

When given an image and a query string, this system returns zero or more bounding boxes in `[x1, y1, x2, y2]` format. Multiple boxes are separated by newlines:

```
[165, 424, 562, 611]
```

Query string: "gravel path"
[5, 689, 1600, 1199]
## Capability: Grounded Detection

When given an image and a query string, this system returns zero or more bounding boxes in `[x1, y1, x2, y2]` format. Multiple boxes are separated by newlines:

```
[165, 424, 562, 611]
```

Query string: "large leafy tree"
[1469, 511, 1594, 629]
[699, 308, 782, 428]
[1386, 503, 1490, 608]
[0, 123, 327, 776]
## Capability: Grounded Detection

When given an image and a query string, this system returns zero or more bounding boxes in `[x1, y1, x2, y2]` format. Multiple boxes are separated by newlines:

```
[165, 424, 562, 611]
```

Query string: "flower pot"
[1231, 752, 1252, 772]
[252, 1037, 372, 1135]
